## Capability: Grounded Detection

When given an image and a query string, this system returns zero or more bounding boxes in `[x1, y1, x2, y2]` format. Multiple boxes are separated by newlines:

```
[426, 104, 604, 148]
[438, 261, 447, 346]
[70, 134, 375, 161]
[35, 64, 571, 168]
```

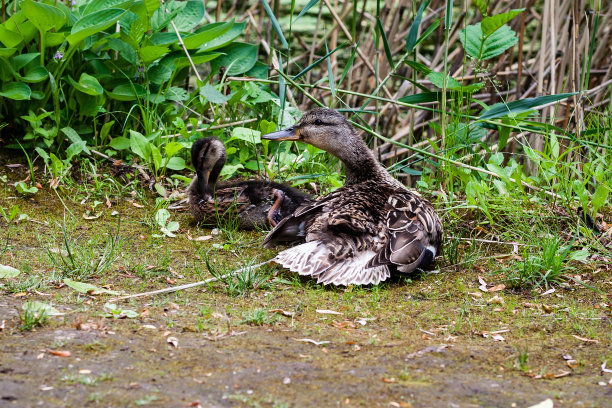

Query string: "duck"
[189, 137, 310, 230]
[261, 108, 443, 285]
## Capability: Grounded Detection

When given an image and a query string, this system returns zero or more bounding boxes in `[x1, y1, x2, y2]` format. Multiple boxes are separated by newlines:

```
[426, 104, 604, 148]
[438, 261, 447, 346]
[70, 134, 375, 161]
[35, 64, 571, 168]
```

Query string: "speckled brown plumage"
[261, 108, 443, 286]
[189, 137, 310, 230]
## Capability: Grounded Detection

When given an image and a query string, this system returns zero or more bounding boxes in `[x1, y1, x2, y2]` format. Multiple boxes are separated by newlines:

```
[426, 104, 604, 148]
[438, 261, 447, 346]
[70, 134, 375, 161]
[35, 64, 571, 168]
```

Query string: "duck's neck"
[336, 141, 394, 185]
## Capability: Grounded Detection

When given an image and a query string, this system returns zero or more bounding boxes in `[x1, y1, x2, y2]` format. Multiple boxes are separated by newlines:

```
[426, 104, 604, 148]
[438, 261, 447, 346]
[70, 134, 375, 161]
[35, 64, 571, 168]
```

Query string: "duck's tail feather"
[274, 241, 390, 286]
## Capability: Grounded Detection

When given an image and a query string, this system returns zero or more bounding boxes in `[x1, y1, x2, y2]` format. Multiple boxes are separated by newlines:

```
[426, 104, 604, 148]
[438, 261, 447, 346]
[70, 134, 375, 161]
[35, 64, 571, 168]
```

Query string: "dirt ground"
[1, 160, 611, 408]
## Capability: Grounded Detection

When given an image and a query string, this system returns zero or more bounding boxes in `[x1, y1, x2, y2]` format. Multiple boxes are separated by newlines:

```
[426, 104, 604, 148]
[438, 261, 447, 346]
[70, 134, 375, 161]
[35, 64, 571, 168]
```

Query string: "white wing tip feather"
[273, 242, 390, 286]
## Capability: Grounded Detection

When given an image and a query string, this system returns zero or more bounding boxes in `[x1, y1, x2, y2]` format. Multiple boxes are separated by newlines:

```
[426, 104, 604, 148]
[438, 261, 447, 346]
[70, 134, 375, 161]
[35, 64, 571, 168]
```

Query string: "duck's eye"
[314, 119, 323, 125]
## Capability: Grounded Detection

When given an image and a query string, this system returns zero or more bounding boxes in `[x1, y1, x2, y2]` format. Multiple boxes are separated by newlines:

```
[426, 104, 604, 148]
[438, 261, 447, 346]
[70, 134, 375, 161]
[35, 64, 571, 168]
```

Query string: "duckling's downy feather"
[262, 108, 443, 286]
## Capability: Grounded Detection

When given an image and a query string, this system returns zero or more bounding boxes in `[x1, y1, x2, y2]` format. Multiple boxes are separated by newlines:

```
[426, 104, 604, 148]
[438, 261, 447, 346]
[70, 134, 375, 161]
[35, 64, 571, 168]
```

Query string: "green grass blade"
[338, 40, 359, 86]
[261, 0, 288, 49]
[406, 0, 430, 53]
[325, 41, 335, 98]
[376, 17, 394, 68]
[293, 0, 320, 22]
[293, 42, 346, 80]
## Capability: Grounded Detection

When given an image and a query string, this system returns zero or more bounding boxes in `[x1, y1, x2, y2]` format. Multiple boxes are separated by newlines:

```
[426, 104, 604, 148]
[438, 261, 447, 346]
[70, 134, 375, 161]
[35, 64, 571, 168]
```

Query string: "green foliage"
[20, 301, 60, 331]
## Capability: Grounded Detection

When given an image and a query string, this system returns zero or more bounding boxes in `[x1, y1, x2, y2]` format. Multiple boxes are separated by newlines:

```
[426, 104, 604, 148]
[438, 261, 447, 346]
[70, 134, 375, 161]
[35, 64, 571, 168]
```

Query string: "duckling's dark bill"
[262, 127, 300, 141]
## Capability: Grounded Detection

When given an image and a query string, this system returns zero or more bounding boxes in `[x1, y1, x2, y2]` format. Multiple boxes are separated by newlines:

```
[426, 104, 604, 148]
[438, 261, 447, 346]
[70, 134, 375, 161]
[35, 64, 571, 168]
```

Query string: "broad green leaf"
[230, 127, 261, 143]
[63, 278, 121, 295]
[182, 20, 234, 49]
[109, 136, 130, 150]
[481, 9, 524, 37]
[165, 156, 186, 171]
[164, 142, 183, 158]
[12, 53, 39, 71]
[165, 87, 188, 101]
[107, 38, 138, 65]
[67, 9, 126, 46]
[19, 66, 48, 83]
[82, 0, 134, 15]
[0, 47, 17, 57]
[151, 1, 187, 31]
[21, 0, 66, 33]
[173, 0, 205, 31]
[569, 250, 589, 262]
[199, 83, 229, 104]
[129, 130, 151, 161]
[210, 42, 258, 76]
[592, 184, 610, 213]
[406, 0, 430, 53]
[0, 27, 23, 48]
[140, 45, 169, 64]
[66, 73, 103, 95]
[150, 32, 179, 45]
[196, 21, 245, 53]
[261, 0, 288, 49]
[151, 144, 162, 171]
[144, 0, 160, 15]
[106, 83, 146, 101]
[0, 264, 20, 278]
[460, 23, 518, 60]
[480, 93, 576, 120]
[294, 0, 320, 22]
[172, 52, 221, 70]
[550, 133, 559, 160]
[155, 208, 170, 226]
[0, 82, 31, 100]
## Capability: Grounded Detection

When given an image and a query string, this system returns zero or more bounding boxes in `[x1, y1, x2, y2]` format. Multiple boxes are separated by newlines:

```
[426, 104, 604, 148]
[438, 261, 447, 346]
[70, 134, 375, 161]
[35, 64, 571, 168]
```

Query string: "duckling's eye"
[314, 119, 323, 125]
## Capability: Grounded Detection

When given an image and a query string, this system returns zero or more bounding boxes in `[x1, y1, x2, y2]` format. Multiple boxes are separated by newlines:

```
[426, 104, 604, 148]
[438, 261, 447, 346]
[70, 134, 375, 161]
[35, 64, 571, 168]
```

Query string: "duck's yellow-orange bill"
[261, 127, 300, 141]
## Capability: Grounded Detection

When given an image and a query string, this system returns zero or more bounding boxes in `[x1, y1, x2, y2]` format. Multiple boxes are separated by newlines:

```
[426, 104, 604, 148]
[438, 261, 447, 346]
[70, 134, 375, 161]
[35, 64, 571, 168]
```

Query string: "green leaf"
[67, 9, 126, 46]
[230, 127, 261, 143]
[0, 27, 23, 48]
[63, 278, 120, 295]
[66, 73, 103, 95]
[165, 156, 186, 171]
[107, 38, 138, 65]
[460, 23, 518, 60]
[377, 17, 394, 68]
[172, 52, 221, 70]
[140, 45, 169, 64]
[62, 127, 91, 155]
[0, 264, 20, 278]
[82, 0, 133, 15]
[480, 93, 577, 120]
[106, 83, 147, 101]
[261, 0, 288, 49]
[294, 0, 320, 22]
[164, 142, 183, 158]
[549, 133, 559, 160]
[472, 0, 489, 16]
[20, 66, 49, 83]
[144, 0, 160, 15]
[0, 47, 18, 57]
[12, 52, 39, 71]
[481, 9, 524, 37]
[151, 144, 162, 171]
[592, 184, 610, 214]
[196, 21, 245, 53]
[129, 130, 151, 161]
[109, 136, 131, 150]
[173, 0, 205, 31]
[23, 301, 62, 316]
[293, 42, 345, 80]
[21, 0, 67, 33]
[165, 87, 189, 102]
[406, 0, 430, 53]
[399, 91, 450, 104]
[210, 42, 258, 76]
[15, 182, 38, 195]
[182, 20, 234, 49]
[0, 82, 31, 100]
[199, 83, 229, 104]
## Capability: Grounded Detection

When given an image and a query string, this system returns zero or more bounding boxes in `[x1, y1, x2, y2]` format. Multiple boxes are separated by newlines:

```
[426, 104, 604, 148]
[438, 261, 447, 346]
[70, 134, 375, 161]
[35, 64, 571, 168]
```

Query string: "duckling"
[189, 137, 310, 230]
[261, 108, 443, 286]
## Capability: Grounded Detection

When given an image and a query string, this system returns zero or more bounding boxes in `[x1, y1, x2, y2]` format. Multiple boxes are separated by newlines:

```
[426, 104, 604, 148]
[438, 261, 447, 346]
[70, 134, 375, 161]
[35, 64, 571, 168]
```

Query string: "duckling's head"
[262, 108, 381, 181]
[190, 137, 226, 197]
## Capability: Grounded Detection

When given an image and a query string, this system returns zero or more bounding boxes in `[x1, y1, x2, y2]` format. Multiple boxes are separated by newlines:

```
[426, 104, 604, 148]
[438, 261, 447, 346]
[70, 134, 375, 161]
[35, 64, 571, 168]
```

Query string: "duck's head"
[262, 108, 379, 180]
[190, 137, 226, 197]
[262, 108, 361, 156]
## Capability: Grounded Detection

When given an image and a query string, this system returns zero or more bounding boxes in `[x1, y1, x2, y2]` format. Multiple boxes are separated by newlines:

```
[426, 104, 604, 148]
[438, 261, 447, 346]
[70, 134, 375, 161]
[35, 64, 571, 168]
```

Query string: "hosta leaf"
[182, 20, 234, 49]
[106, 83, 146, 101]
[0, 27, 23, 48]
[210, 42, 258, 76]
[173, 0, 205, 32]
[67, 9, 126, 46]
[66, 73, 103, 95]
[140, 45, 169, 65]
[21, 0, 67, 33]
[196, 21, 245, 53]
[481, 9, 524, 37]
[0, 82, 31, 100]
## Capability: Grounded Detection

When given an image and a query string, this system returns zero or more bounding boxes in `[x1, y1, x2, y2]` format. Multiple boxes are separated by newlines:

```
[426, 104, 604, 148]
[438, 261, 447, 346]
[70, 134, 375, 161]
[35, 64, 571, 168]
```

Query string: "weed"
[205, 254, 273, 297]
[20, 301, 55, 331]
[514, 346, 529, 372]
[46, 216, 121, 281]
[241, 308, 278, 326]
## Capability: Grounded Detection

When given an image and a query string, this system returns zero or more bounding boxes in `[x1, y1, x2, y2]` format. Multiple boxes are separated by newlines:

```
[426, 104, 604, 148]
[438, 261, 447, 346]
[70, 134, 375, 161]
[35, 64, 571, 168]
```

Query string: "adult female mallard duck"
[189, 137, 310, 229]
[261, 108, 443, 285]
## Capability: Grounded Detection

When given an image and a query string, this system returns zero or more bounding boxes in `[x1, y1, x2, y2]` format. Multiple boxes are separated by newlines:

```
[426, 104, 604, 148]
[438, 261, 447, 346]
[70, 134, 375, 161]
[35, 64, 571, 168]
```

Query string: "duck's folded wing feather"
[368, 193, 441, 272]
[261, 200, 327, 247]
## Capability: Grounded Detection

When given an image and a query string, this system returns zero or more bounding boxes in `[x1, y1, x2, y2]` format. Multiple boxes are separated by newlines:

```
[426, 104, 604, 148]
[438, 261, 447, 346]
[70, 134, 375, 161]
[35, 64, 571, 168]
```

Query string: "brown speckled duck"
[189, 137, 310, 229]
[261, 108, 443, 285]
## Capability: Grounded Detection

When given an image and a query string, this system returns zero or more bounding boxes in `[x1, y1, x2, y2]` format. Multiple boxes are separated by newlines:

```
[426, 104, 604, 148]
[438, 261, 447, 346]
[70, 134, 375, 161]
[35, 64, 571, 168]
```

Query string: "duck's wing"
[261, 198, 328, 248]
[367, 192, 442, 273]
